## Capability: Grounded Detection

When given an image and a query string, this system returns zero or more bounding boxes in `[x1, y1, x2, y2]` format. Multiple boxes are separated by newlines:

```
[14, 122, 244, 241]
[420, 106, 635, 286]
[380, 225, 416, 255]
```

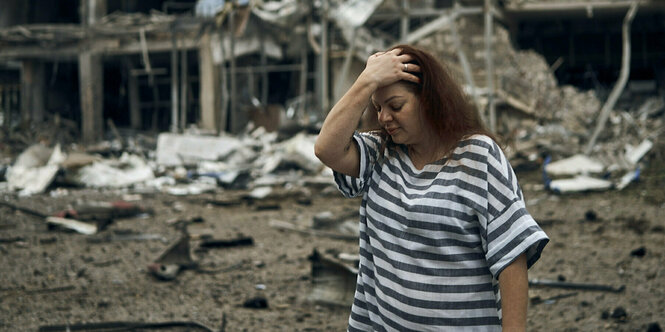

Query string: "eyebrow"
[372, 95, 404, 106]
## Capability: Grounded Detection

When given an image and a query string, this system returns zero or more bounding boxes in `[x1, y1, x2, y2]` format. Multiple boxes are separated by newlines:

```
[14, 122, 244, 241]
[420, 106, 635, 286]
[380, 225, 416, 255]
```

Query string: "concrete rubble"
[1, 127, 332, 197]
[0, 0, 663, 197]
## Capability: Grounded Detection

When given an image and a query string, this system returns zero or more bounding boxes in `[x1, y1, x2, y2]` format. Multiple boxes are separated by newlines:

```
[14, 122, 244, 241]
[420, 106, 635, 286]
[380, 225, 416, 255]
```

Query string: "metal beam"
[400, 0, 409, 43]
[585, 2, 639, 155]
[170, 32, 179, 133]
[320, 0, 330, 115]
[484, 0, 496, 133]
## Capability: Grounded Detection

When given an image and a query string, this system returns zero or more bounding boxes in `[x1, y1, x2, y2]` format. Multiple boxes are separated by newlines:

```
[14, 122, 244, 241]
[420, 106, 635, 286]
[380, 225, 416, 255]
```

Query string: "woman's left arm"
[498, 253, 528, 332]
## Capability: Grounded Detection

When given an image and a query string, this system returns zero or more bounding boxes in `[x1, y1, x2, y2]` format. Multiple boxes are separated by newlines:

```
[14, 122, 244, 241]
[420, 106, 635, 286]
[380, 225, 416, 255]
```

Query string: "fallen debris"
[2, 285, 76, 295]
[630, 246, 647, 257]
[86, 232, 168, 244]
[0, 236, 25, 244]
[601, 306, 629, 323]
[530, 292, 578, 305]
[38, 320, 220, 332]
[5, 143, 63, 196]
[307, 249, 357, 307]
[270, 219, 357, 241]
[73, 153, 154, 188]
[528, 279, 625, 293]
[0, 199, 49, 219]
[199, 236, 254, 249]
[45, 216, 97, 235]
[242, 296, 269, 309]
[54, 200, 152, 222]
[148, 234, 198, 281]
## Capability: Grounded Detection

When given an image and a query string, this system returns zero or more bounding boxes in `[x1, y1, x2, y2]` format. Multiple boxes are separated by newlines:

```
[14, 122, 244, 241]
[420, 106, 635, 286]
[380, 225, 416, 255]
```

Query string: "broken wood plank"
[46, 216, 97, 235]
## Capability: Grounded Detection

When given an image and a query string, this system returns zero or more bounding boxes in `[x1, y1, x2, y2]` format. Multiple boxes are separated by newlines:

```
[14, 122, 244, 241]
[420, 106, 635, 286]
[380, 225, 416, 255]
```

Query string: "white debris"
[333, 0, 383, 28]
[625, 139, 653, 165]
[163, 180, 217, 196]
[545, 154, 605, 176]
[280, 133, 322, 173]
[6, 144, 65, 196]
[616, 169, 640, 191]
[156, 133, 243, 166]
[46, 216, 97, 235]
[249, 186, 272, 199]
[549, 175, 613, 194]
[75, 153, 154, 188]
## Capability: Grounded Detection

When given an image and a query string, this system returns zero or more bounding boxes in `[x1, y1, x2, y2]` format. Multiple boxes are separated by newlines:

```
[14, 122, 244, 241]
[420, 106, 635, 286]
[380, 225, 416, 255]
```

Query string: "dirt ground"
[1, 156, 664, 331]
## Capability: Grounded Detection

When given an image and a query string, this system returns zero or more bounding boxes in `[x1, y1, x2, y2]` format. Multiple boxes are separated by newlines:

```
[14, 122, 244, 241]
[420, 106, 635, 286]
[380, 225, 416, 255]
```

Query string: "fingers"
[364, 48, 421, 85]
[402, 63, 421, 73]
[400, 72, 421, 84]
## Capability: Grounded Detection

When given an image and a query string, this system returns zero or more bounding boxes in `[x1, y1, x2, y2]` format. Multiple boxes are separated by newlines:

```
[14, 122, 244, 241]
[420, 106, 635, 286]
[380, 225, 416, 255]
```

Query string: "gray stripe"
[365, 226, 484, 262]
[365, 205, 482, 249]
[487, 202, 528, 243]
[372, 263, 494, 294]
[487, 225, 545, 269]
[362, 284, 501, 328]
[487, 141, 501, 162]
[369, 186, 479, 225]
[347, 323, 370, 332]
[487, 181, 514, 212]
[390, 148, 489, 181]
[334, 171, 357, 197]
[373, 277, 497, 310]
[381, 162, 488, 203]
[360, 247, 489, 277]
[376, 170, 488, 219]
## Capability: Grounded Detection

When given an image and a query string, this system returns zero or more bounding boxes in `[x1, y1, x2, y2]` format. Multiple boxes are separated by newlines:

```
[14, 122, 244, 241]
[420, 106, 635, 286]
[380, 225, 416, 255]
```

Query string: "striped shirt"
[334, 132, 549, 332]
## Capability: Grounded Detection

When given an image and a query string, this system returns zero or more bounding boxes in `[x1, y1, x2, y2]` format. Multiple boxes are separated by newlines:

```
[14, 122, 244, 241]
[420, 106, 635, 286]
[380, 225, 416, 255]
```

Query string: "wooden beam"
[484, 0, 496, 133]
[0, 33, 200, 60]
[170, 35, 179, 132]
[198, 31, 220, 131]
[180, 48, 188, 129]
[126, 60, 142, 130]
[78, 52, 103, 142]
[20, 60, 45, 124]
[505, 0, 650, 12]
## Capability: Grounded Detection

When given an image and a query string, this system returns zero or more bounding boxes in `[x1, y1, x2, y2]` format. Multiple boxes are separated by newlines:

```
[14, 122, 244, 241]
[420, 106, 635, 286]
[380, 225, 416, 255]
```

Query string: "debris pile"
[0, 126, 330, 197]
[415, 15, 663, 192]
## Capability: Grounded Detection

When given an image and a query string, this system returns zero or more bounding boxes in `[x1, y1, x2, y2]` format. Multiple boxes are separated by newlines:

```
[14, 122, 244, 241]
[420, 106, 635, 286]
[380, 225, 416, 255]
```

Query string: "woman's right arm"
[314, 49, 419, 177]
[314, 76, 378, 177]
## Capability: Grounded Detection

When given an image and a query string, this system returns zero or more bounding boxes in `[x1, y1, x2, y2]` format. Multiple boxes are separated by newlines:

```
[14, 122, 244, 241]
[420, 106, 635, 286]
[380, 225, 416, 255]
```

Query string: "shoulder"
[454, 134, 498, 155]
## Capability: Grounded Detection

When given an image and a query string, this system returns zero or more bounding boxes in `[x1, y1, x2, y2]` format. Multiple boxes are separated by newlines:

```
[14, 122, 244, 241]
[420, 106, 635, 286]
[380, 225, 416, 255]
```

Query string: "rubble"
[0, 2, 663, 330]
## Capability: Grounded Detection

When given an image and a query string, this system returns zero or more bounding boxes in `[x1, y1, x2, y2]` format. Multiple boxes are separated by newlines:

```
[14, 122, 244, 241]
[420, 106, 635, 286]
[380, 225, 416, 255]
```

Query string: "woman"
[314, 44, 548, 331]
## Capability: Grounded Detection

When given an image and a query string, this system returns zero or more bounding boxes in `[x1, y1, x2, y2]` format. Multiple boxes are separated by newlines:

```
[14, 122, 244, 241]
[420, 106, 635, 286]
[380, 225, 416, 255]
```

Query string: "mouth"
[385, 127, 399, 135]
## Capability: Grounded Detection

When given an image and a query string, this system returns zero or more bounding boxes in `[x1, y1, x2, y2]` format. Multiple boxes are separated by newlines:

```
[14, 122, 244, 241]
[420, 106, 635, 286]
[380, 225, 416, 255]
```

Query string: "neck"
[407, 135, 447, 169]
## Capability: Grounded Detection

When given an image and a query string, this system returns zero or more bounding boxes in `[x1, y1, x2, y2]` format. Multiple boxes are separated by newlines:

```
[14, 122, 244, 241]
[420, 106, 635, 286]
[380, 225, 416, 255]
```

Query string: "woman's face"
[372, 82, 427, 146]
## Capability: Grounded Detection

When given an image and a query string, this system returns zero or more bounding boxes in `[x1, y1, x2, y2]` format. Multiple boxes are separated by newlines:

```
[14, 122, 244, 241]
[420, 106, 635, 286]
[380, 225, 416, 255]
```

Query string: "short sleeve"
[483, 139, 549, 279]
[333, 132, 382, 198]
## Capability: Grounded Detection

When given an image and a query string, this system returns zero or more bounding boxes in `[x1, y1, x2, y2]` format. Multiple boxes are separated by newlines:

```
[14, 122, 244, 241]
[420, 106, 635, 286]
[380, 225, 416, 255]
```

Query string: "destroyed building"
[1, 0, 663, 136]
[1, 0, 664, 194]
[1, 2, 665, 331]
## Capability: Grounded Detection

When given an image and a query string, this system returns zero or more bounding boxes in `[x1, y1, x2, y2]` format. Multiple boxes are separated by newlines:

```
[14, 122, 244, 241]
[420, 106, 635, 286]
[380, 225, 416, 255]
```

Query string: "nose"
[377, 109, 392, 124]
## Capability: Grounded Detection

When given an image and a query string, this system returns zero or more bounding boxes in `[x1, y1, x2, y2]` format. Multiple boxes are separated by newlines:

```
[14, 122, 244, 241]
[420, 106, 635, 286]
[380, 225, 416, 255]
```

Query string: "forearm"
[498, 253, 528, 332]
[314, 77, 376, 169]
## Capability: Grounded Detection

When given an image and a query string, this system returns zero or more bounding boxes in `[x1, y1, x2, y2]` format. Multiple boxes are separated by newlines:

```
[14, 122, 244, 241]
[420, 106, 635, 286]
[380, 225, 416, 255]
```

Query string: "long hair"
[369, 44, 497, 159]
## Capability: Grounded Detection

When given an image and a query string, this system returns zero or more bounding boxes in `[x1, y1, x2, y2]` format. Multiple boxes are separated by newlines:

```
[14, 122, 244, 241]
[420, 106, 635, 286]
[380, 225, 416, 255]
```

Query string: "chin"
[390, 135, 406, 144]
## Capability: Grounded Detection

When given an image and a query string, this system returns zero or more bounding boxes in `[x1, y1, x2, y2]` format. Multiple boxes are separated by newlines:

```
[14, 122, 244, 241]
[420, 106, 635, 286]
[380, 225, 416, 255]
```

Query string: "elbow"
[314, 138, 340, 167]
[313, 140, 328, 163]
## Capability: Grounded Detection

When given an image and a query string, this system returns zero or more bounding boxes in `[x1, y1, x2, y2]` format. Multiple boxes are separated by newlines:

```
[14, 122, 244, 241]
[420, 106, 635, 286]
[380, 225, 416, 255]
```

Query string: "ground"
[1, 159, 664, 331]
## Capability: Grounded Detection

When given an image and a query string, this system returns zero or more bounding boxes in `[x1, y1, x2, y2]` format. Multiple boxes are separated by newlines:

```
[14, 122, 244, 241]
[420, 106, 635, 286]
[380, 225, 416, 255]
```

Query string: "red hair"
[372, 44, 496, 157]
